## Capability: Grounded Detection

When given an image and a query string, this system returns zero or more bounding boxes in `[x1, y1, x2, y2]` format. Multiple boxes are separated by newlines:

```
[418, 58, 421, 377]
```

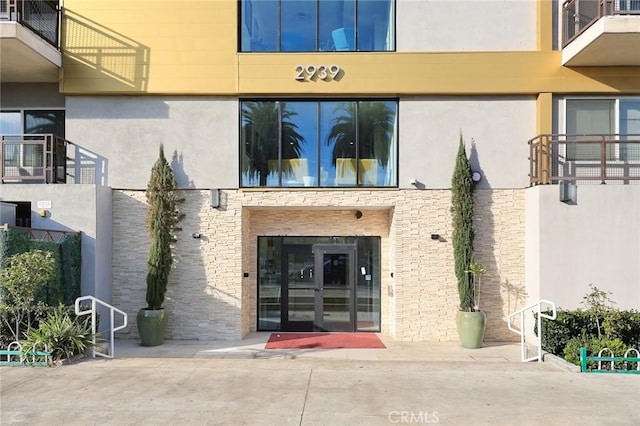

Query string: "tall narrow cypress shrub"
[451, 135, 475, 312]
[145, 145, 183, 310]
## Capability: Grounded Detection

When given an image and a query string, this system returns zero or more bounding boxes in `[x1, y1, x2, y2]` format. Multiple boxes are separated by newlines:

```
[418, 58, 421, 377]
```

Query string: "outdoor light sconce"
[192, 233, 202, 239]
[355, 210, 363, 219]
[431, 234, 444, 242]
[559, 180, 577, 204]
[210, 188, 220, 208]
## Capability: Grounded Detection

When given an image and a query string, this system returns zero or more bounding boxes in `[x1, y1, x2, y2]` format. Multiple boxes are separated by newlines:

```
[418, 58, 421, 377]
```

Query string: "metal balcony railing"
[0, 0, 60, 47]
[529, 134, 640, 185]
[1, 224, 80, 242]
[1, 134, 68, 183]
[563, 0, 640, 46]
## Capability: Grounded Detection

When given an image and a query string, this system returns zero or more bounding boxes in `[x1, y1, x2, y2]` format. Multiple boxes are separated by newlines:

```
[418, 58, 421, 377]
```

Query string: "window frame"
[238, 0, 396, 53]
[561, 97, 640, 162]
[0, 108, 65, 169]
[239, 98, 399, 189]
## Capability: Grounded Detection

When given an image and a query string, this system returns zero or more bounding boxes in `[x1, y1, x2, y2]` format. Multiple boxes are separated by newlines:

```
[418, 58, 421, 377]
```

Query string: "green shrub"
[22, 305, 94, 364]
[538, 309, 597, 355]
[0, 250, 56, 343]
[602, 310, 640, 347]
[564, 337, 629, 368]
[0, 228, 81, 307]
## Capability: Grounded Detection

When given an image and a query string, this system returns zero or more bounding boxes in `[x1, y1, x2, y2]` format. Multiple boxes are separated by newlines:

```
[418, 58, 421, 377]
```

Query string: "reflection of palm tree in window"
[241, 102, 305, 186]
[327, 101, 393, 165]
[327, 102, 394, 185]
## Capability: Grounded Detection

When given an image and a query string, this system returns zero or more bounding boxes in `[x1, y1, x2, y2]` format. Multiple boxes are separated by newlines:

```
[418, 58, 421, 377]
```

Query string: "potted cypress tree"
[137, 145, 183, 346]
[451, 135, 486, 348]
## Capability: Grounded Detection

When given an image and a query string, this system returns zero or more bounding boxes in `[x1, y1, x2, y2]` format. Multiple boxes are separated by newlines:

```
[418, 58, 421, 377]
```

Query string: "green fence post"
[580, 347, 587, 372]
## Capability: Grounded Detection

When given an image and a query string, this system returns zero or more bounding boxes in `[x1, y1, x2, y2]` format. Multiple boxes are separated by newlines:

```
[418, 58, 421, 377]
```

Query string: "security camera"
[409, 178, 417, 185]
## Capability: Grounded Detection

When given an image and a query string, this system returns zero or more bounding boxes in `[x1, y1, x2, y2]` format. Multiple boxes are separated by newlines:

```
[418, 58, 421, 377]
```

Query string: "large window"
[565, 99, 640, 161]
[241, 100, 397, 188]
[0, 109, 64, 168]
[240, 0, 395, 52]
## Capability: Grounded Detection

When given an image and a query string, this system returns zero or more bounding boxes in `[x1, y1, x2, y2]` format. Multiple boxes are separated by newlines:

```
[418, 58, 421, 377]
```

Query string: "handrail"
[1, 134, 68, 183]
[529, 134, 640, 185]
[508, 299, 557, 362]
[563, 0, 640, 47]
[75, 296, 128, 359]
[0, 1, 61, 47]
[1, 224, 80, 242]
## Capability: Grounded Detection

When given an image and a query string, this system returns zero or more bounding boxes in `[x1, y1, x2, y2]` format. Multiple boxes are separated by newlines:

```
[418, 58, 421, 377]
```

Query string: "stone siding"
[112, 188, 525, 342]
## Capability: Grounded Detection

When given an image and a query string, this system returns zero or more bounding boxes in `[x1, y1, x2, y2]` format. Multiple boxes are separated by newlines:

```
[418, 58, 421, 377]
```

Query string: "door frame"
[281, 244, 314, 331]
[312, 244, 357, 332]
[280, 243, 357, 332]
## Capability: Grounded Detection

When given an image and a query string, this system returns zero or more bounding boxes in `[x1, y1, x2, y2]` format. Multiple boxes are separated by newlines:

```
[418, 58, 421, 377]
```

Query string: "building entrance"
[282, 244, 356, 331]
[257, 236, 381, 332]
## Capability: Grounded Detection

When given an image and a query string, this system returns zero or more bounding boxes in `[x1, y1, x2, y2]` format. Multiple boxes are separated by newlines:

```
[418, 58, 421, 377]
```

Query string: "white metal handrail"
[75, 296, 128, 359]
[508, 299, 557, 362]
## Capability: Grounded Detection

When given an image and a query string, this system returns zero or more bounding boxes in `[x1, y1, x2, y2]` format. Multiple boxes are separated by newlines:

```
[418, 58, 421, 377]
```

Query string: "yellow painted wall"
[61, 0, 238, 94]
[238, 52, 640, 95]
[61, 1, 640, 96]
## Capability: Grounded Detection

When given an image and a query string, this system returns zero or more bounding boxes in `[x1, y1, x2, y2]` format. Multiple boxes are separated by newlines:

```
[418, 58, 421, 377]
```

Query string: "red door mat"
[265, 333, 386, 349]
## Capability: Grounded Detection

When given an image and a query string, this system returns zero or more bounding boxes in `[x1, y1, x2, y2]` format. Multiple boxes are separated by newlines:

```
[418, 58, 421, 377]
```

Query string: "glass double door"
[282, 244, 356, 331]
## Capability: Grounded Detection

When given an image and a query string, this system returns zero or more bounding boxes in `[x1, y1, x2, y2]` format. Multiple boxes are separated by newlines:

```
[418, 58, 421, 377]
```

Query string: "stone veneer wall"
[474, 190, 527, 342]
[112, 190, 244, 341]
[112, 188, 525, 342]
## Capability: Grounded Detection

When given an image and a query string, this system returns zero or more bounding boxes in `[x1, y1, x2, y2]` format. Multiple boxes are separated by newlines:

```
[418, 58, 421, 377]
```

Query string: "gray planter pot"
[137, 308, 168, 347]
[456, 311, 487, 349]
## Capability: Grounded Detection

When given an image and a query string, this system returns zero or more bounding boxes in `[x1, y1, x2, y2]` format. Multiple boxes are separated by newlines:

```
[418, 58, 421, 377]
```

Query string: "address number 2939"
[295, 64, 341, 81]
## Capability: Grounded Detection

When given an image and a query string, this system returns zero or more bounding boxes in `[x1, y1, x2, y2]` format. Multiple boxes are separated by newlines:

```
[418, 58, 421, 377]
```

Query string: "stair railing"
[508, 299, 557, 362]
[75, 296, 128, 359]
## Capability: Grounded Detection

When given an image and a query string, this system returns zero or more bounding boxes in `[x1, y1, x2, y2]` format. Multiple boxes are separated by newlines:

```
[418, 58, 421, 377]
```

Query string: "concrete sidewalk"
[111, 333, 525, 362]
[1, 335, 638, 425]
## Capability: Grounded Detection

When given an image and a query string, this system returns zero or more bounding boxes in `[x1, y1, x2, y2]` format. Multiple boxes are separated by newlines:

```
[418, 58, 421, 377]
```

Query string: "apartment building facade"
[1, 0, 639, 342]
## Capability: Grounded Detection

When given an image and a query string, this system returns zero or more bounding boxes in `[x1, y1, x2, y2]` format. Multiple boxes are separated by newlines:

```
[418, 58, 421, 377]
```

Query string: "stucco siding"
[397, 0, 537, 52]
[399, 97, 536, 190]
[65, 96, 239, 189]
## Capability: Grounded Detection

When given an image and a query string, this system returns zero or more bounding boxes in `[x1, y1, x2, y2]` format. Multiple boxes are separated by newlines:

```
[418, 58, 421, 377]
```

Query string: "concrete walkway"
[112, 333, 525, 362]
[1, 334, 638, 425]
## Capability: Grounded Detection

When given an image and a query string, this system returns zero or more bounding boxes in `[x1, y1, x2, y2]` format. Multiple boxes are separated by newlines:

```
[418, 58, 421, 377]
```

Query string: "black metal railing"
[0, 0, 60, 47]
[529, 134, 640, 185]
[563, 0, 640, 46]
[0, 134, 68, 183]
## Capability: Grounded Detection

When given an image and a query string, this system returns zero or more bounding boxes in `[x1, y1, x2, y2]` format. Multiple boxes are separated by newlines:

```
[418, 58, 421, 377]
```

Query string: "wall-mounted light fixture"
[210, 189, 220, 208]
[39, 209, 48, 218]
[355, 210, 363, 219]
[409, 178, 417, 186]
[559, 180, 577, 204]
[192, 232, 202, 239]
[431, 233, 446, 242]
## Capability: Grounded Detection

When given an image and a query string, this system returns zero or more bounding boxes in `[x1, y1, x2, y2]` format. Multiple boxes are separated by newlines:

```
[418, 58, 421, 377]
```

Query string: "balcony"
[529, 134, 640, 185]
[562, 0, 640, 66]
[1, 134, 68, 183]
[0, 0, 61, 82]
